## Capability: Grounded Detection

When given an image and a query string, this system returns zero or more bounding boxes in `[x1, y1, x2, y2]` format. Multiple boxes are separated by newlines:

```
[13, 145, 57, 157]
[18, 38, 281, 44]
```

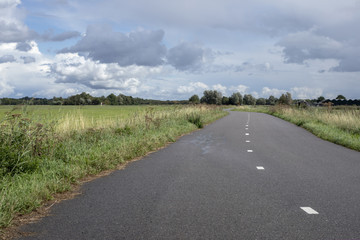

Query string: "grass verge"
[233, 105, 360, 151]
[0, 105, 227, 231]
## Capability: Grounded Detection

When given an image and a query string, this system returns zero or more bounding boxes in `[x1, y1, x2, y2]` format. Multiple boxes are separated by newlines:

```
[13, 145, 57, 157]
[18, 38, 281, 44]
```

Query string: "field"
[0, 105, 227, 229]
[233, 105, 360, 151]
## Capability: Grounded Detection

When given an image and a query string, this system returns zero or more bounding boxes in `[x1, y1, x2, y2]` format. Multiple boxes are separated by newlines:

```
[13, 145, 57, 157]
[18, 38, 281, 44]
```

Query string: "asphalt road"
[19, 111, 360, 240]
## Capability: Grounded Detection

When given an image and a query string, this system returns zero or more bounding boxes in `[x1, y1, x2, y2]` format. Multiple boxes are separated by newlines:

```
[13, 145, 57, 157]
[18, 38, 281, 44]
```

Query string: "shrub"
[187, 114, 203, 128]
[0, 113, 55, 176]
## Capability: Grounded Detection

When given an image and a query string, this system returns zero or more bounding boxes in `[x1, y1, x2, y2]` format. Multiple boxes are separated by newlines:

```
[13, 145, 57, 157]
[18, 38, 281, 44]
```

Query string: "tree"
[317, 96, 325, 102]
[189, 94, 200, 104]
[107, 93, 117, 105]
[200, 90, 222, 105]
[229, 92, 243, 105]
[336, 95, 346, 100]
[222, 96, 229, 105]
[266, 95, 277, 105]
[256, 98, 266, 105]
[243, 94, 256, 105]
[278, 92, 293, 105]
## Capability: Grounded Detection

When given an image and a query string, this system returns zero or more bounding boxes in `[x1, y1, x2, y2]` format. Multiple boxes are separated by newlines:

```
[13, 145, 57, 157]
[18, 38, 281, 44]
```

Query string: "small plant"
[187, 114, 203, 128]
[114, 125, 132, 135]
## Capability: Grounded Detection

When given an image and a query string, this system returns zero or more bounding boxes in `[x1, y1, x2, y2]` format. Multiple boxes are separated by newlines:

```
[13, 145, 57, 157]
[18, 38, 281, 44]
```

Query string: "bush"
[187, 114, 203, 128]
[0, 113, 55, 176]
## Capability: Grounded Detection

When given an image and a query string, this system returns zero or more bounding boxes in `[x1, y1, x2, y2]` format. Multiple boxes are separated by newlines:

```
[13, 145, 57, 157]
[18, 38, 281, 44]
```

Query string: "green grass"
[0, 105, 228, 229]
[233, 105, 360, 151]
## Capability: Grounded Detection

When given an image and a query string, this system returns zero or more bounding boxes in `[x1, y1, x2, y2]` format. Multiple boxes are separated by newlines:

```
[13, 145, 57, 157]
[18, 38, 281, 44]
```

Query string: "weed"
[187, 114, 203, 128]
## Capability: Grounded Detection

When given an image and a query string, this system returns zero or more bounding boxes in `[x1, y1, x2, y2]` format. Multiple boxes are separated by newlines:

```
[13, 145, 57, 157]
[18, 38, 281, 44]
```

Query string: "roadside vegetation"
[234, 105, 360, 151]
[0, 105, 227, 229]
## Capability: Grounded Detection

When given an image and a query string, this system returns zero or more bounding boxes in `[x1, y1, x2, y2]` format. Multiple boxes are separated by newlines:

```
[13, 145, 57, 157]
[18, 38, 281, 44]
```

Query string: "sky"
[0, 0, 359, 100]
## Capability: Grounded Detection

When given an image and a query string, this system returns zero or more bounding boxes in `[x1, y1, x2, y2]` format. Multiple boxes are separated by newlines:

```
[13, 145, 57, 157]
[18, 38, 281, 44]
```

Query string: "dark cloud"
[277, 30, 360, 72]
[0, 55, 16, 63]
[16, 42, 32, 52]
[41, 30, 81, 42]
[277, 30, 343, 64]
[21, 56, 36, 64]
[167, 42, 213, 71]
[60, 24, 167, 67]
[330, 56, 360, 72]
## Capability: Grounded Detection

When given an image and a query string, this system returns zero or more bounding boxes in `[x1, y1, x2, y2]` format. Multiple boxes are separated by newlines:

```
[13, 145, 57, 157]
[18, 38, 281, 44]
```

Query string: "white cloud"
[51, 53, 164, 95]
[229, 84, 249, 94]
[0, 79, 14, 97]
[290, 86, 323, 99]
[212, 84, 227, 94]
[261, 87, 287, 98]
[177, 81, 208, 94]
[0, 54, 16, 63]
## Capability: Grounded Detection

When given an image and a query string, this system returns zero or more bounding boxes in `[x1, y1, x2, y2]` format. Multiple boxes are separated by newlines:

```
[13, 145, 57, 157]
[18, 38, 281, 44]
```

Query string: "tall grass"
[0, 105, 227, 229]
[234, 105, 360, 151]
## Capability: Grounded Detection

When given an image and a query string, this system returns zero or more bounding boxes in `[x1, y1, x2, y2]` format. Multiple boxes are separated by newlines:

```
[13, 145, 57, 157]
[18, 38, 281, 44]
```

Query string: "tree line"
[189, 91, 360, 106]
[0, 92, 188, 105]
[189, 90, 292, 106]
[0, 91, 358, 106]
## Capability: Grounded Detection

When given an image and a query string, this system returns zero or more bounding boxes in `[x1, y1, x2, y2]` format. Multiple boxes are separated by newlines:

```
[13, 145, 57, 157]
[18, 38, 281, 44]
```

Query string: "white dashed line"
[246, 140, 251, 143]
[245, 128, 249, 130]
[246, 125, 249, 127]
[247, 150, 253, 153]
[245, 133, 250, 136]
[300, 207, 319, 215]
[256, 166, 265, 170]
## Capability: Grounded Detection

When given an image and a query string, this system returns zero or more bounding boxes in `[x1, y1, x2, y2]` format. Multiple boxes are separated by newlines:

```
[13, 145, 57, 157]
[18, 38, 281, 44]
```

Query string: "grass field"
[233, 105, 360, 151]
[0, 105, 227, 229]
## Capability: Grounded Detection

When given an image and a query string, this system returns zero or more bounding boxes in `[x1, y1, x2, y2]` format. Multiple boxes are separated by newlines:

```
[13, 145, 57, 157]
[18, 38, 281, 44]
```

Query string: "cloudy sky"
[0, 0, 359, 100]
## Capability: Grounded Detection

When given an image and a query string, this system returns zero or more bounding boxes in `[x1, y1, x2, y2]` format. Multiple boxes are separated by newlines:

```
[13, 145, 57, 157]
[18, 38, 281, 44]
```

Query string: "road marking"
[245, 128, 249, 130]
[245, 133, 250, 136]
[246, 140, 251, 143]
[246, 124, 249, 127]
[247, 150, 253, 153]
[256, 166, 264, 170]
[300, 207, 319, 214]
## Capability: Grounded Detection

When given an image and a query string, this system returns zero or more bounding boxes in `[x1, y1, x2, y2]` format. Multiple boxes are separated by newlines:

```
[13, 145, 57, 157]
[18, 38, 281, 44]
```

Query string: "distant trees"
[256, 98, 266, 105]
[1, 90, 358, 107]
[229, 92, 243, 105]
[266, 95, 277, 105]
[317, 96, 325, 102]
[278, 92, 292, 105]
[222, 96, 230, 105]
[243, 94, 256, 105]
[189, 94, 200, 104]
[336, 95, 346, 100]
[200, 90, 222, 105]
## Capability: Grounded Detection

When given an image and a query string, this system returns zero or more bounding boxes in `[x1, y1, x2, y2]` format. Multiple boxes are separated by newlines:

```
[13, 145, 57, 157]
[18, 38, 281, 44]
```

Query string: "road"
[18, 111, 360, 240]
